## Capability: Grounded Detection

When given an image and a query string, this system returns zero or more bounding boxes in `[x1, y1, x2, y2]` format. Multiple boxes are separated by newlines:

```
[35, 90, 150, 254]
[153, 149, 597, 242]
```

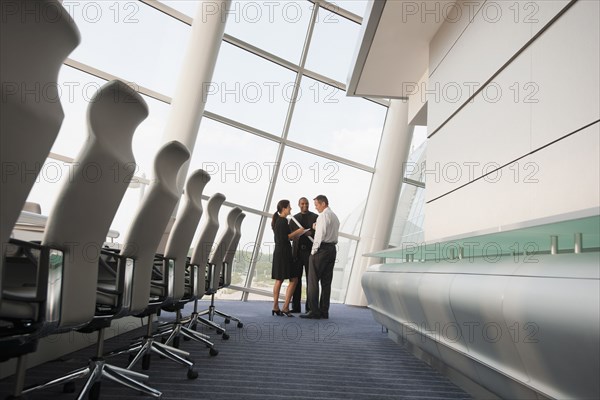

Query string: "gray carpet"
[0, 300, 471, 399]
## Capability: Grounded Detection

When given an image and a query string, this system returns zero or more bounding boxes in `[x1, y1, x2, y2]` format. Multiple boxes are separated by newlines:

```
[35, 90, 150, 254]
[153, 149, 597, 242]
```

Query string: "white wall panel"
[428, 0, 570, 134]
[425, 123, 599, 242]
[429, 0, 485, 76]
[531, 0, 600, 148]
[426, 52, 532, 200]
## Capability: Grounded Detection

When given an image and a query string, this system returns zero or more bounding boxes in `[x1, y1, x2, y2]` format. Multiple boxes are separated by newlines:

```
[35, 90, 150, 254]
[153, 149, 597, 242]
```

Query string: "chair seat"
[96, 281, 119, 306]
[0, 288, 39, 320]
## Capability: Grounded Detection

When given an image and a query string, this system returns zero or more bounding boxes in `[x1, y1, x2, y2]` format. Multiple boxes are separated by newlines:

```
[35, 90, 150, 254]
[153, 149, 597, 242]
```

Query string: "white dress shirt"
[311, 206, 340, 255]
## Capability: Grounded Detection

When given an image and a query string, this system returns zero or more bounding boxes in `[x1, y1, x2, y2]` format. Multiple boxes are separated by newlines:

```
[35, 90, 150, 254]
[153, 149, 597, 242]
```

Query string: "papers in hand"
[289, 215, 314, 242]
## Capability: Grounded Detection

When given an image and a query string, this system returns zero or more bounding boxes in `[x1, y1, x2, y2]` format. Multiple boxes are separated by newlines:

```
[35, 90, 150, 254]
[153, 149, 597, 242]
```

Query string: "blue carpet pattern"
[0, 300, 471, 399]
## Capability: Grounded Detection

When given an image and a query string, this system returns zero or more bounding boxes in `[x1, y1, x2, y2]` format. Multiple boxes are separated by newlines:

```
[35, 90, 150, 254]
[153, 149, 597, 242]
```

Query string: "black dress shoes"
[290, 308, 302, 314]
[299, 312, 321, 319]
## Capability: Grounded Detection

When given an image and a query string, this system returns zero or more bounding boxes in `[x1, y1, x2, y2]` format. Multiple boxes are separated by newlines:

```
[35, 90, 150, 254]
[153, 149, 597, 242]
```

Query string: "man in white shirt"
[300, 195, 340, 320]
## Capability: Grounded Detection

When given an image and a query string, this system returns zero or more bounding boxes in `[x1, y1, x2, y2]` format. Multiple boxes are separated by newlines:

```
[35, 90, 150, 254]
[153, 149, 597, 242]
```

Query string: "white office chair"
[107, 141, 199, 379]
[15, 80, 156, 400]
[223, 212, 246, 290]
[153, 170, 219, 355]
[0, 0, 79, 306]
[186, 194, 228, 338]
[199, 207, 244, 327]
[208, 212, 246, 328]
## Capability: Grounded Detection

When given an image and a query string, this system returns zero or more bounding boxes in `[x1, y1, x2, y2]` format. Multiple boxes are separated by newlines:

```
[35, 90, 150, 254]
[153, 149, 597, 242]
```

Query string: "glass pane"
[224, 0, 313, 64]
[305, 6, 361, 83]
[26, 159, 74, 217]
[330, 237, 358, 302]
[65, 1, 191, 96]
[162, 0, 201, 17]
[206, 42, 297, 135]
[51, 66, 107, 158]
[332, 0, 370, 18]
[188, 118, 279, 210]
[268, 147, 373, 235]
[109, 185, 145, 239]
[288, 76, 387, 166]
[52, 66, 170, 180]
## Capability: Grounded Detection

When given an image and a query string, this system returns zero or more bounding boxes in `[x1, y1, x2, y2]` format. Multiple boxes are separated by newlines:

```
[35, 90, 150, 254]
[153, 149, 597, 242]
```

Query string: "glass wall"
[389, 127, 428, 249]
[26, 0, 388, 304]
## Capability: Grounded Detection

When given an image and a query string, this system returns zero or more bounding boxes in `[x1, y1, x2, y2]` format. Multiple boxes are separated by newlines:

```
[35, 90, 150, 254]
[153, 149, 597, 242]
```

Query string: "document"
[290, 215, 314, 243]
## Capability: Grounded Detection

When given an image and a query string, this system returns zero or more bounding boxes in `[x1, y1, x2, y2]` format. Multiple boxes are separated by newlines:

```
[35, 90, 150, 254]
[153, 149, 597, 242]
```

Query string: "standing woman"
[271, 199, 306, 316]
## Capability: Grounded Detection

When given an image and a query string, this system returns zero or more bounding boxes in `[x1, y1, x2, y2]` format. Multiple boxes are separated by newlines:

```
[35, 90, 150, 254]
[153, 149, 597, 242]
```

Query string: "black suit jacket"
[289, 211, 318, 258]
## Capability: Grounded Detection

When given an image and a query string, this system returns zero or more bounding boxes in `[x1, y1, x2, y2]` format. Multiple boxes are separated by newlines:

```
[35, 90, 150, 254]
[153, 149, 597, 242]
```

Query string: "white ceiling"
[347, 0, 453, 99]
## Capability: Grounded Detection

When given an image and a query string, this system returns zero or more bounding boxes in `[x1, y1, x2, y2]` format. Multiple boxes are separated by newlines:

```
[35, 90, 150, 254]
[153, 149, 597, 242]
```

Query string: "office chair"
[185, 193, 228, 338]
[106, 141, 199, 379]
[0, 0, 79, 306]
[198, 207, 244, 327]
[214, 212, 247, 325]
[9, 80, 155, 400]
[152, 170, 219, 355]
[223, 212, 246, 291]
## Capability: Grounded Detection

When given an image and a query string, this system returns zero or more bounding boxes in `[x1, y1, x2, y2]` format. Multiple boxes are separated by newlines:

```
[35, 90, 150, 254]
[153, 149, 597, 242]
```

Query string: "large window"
[206, 42, 297, 135]
[24, 0, 388, 304]
[224, 0, 313, 64]
[304, 7, 362, 83]
[66, 1, 192, 96]
[188, 118, 279, 210]
[287, 76, 387, 166]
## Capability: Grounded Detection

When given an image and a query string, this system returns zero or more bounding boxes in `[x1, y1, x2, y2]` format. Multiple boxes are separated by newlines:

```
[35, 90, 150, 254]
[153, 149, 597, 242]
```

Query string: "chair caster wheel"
[224, 318, 231, 324]
[216, 328, 224, 335]
[222, 333, 229, 340]
[209, 348, 219, 356]
[173, 336, 180, 349]
[142, 353, 151, 370]
[237, 322, 243, 328]
[63, 381, 76, 393]
[187, 369, 199, 380]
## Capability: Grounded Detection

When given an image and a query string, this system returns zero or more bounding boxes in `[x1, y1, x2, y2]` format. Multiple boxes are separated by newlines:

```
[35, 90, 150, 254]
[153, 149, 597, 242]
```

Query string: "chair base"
[107, 316, 198, 379]
[21, 358, 161, 400]
[186, 311, 230, 340]
[197, 293, 244, 329]
[155, 310, 219, 356]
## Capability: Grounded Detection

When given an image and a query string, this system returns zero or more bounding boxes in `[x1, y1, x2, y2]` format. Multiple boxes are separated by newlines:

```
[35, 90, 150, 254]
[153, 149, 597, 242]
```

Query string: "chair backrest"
[223, 213, 246, 287]
[163, 169, 211, 301]
[190, 193, 225, 297]
[120, 141, 190, 314]
[208, 207, 243, 291]
[41, 80, 148, 329]
[0, 0, 79, 303]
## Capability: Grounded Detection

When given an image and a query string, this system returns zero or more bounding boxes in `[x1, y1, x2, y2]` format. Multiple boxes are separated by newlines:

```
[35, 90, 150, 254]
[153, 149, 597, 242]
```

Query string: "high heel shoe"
[272, 309, 283, 316]
[281, 309, 295, 317]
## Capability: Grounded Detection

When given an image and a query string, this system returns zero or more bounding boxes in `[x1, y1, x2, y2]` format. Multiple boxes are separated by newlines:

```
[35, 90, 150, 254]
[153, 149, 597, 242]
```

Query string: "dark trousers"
[306, 244, 336, 316]
[292, 248, 311, 311]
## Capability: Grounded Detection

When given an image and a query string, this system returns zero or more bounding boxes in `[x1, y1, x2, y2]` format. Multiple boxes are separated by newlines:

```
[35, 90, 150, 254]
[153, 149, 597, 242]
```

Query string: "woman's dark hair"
[271, 199, 290, 230]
